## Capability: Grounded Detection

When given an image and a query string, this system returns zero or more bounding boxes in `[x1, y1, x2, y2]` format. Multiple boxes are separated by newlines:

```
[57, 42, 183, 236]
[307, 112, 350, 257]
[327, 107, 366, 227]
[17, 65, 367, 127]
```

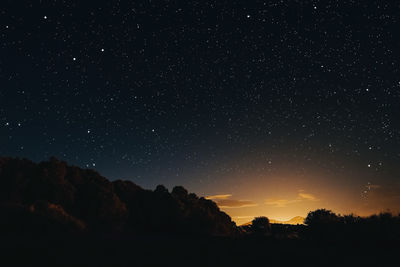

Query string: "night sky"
[1, 1, 400, 223]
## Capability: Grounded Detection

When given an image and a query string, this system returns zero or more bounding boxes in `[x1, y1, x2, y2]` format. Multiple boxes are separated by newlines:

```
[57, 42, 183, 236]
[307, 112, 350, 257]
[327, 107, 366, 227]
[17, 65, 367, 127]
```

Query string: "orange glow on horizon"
[198, 168, 400, 226]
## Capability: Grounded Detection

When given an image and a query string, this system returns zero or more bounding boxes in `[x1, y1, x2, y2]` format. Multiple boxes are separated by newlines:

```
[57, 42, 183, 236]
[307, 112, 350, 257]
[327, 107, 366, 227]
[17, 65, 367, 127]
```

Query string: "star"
[2, 1, 400, 223]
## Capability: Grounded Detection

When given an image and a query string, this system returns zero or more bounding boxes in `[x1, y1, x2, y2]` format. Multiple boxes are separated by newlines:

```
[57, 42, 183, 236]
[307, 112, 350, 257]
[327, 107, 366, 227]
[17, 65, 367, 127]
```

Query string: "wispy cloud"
[265, 199, 300, 207]
[297, 192, 319, 201]
[265, 191, 319, 207]
[206, 194, 258, 208]
[232, 215, 255, 219]
[206, 194, 232, 200]
[217, 199, 258, 208]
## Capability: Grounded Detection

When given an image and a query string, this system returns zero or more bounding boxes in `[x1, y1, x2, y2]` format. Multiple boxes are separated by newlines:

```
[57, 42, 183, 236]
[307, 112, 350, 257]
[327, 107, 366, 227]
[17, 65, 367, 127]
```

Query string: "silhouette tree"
[304, 209, 340, 227]
[154, 184, 169, 195]
[251, 216, 271, 235]
[0, 157, 237, 236]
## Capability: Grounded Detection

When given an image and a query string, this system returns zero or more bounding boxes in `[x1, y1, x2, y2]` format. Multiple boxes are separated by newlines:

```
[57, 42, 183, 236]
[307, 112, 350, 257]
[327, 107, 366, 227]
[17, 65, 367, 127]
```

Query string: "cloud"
[265, 199, 300, 207]
[217, 199, 258, 208]
[265, 191, 319, 207]
[206, 194, 258, 208]
[297, 192, 319, 201]
[206, 194, 232, 200]
[231, 216, 255, 219]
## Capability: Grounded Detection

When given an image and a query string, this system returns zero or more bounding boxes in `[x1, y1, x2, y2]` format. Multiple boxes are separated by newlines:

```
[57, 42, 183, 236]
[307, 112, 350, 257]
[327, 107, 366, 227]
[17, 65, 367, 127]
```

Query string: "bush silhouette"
[251, 216, 271, 235]
[304, 209, 400, 241]
[0, 157, 237, 237]
[305, 209, 340, 227]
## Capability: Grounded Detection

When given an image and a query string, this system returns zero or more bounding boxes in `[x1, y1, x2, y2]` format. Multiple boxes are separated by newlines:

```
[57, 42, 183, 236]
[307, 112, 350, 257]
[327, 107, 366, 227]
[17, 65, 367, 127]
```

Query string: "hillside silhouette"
[0, 157, 236, 237]
[0, 157, 399, 266]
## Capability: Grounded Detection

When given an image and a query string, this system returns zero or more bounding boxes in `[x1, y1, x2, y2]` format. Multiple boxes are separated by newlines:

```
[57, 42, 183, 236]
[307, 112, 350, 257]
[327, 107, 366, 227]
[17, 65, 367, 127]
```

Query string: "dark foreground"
[0, 157, 398, 266]
[1, 234, 398, 267]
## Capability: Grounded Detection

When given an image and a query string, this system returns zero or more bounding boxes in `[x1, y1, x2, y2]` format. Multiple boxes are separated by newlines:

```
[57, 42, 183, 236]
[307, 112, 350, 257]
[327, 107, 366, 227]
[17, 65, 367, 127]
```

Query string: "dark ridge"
[0, 156, 237, 237]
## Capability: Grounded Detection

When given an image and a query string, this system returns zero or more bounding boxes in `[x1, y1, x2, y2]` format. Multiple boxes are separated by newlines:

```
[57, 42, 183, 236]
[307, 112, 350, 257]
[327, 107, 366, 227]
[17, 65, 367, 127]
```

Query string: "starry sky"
[1, 0, 400, 224]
